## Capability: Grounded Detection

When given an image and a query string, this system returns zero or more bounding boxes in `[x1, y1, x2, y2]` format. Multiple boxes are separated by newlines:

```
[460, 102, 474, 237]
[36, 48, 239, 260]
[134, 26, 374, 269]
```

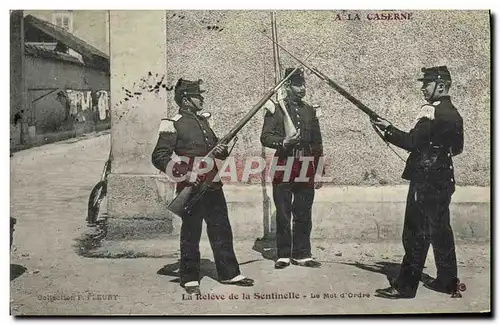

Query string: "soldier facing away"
[372, 66, 464, 299]
[151, 78, 254, 295]
[260, 68, 325, 269]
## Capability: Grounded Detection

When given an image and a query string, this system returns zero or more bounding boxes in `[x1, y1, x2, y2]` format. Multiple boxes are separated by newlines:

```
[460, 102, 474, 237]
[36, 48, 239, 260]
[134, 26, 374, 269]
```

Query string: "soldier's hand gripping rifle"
[167, 67, 308, 218]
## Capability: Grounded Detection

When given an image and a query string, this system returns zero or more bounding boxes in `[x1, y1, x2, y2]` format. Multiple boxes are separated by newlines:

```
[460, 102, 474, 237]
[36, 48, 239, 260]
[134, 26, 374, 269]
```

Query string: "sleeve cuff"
[213, 148, 229, 159]
[172, 162, 189, 177]
[273, 139, 284, 149]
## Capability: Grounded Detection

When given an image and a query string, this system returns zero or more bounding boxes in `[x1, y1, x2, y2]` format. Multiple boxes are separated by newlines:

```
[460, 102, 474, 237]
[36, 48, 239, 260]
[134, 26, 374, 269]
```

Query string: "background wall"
[25, 56, 110, 133]
[160, 10, 490, 186]
[108, 10, 490, 239]
[10, 11, 24, 125]
[108, 11, 172, 232]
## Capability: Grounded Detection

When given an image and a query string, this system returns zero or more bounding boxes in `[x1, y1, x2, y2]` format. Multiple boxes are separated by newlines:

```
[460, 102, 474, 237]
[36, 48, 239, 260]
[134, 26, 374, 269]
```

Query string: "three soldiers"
[152, 66, 463, 298]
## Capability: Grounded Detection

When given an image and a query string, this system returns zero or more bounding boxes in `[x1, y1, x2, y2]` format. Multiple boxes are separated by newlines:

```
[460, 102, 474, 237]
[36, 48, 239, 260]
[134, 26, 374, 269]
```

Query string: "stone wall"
[107, 10, 490, 239]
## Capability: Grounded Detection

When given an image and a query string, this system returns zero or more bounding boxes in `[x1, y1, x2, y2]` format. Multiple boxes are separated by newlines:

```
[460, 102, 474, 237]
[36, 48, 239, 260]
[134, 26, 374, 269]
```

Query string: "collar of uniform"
[433, 95, 450, 105]
[285, 97, 304, 107]
[179, 109, 201, 119]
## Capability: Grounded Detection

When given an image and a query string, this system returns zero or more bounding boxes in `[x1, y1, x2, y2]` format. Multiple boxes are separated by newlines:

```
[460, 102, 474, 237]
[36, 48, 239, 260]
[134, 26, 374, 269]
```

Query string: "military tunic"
[151, 109, 240, 285]
[383, 95, 464, 296]
[152, 110, 227, 192]
[260, 98, 324, 259]
[261, 98, 324, 185]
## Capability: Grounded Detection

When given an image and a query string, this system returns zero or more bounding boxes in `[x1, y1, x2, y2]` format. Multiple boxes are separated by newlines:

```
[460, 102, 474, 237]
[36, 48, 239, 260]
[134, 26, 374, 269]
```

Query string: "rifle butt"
[167, 186, 194, 217]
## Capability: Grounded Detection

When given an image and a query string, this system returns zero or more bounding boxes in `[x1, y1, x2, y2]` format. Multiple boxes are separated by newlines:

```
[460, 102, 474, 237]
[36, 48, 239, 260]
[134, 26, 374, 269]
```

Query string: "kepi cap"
[174, 78, 206, 102]
[417, 66, 452, 82]
[284, 68, 305, 84]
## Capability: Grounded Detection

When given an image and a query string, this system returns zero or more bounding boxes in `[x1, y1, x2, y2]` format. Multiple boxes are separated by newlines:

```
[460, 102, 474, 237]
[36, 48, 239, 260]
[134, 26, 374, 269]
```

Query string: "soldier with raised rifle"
[152, 78, 254, 295]
[260, 68, 325, 270]
[372, 66, 464, 299]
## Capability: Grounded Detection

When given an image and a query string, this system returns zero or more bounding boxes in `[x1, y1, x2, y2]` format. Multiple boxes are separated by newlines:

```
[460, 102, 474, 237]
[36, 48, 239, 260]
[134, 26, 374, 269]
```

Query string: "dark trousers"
[394, 181, 457, 296]
[179, 188, 240, 285]
[273, 183, 315, 259]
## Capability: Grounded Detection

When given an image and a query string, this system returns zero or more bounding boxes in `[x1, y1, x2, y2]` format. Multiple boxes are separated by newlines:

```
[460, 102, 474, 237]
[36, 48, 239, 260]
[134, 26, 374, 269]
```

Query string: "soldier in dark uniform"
[152, 78, 254, 295]
[260, 68, 324, 269]
[372, 66, 464, 299]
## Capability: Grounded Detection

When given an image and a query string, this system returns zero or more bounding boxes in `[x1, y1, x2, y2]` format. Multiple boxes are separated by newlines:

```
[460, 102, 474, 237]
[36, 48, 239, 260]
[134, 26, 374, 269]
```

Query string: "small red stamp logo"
[451, 278, 466, 298]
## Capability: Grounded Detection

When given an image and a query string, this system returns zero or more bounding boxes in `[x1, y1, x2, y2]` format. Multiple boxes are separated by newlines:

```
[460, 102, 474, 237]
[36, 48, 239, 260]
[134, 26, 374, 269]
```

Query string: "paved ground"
[10, 132, 491, 315]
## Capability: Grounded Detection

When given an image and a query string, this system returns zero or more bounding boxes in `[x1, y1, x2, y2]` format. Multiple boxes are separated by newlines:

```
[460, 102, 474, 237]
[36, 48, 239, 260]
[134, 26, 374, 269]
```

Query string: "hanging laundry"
[66, 90, 78, 116]
[81, 91, 91, 111]
[98, 91, 109, 121]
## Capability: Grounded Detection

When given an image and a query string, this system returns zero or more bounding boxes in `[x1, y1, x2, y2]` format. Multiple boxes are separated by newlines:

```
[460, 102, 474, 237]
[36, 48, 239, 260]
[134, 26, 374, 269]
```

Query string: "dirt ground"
[9, 133, 491, 315]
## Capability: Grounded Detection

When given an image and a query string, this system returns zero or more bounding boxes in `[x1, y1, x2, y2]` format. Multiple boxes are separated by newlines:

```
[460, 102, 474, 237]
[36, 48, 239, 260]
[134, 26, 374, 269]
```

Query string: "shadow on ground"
[252, 236, 277, 261]
[74, 226, 107, 257]
[157, 257, 263, 284]
[340, 261, 435, 287]
[11, 264, 27, 281]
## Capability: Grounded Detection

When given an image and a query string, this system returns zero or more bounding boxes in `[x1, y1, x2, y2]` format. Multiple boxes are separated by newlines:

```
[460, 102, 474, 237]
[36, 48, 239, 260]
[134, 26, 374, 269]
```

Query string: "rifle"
[167, 67, 306, 218]
[305, 67, 391, 141]
[258, 31, 406, 162]
[259, 30, 382, 121]
[308, 67, 383, 121]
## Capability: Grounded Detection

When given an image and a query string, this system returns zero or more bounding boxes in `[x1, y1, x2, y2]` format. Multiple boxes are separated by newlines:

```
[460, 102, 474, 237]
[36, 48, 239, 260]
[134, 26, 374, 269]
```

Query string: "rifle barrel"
[259, 30, 381, 121]
[218, 47, 323, 146]
[219, 71, 295, 145]
[316, 71, 380, 120]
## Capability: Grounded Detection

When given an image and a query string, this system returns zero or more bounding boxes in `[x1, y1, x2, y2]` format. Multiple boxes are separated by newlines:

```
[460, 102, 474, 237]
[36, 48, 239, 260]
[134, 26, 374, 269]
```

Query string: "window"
[52, 11, 73, 32]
